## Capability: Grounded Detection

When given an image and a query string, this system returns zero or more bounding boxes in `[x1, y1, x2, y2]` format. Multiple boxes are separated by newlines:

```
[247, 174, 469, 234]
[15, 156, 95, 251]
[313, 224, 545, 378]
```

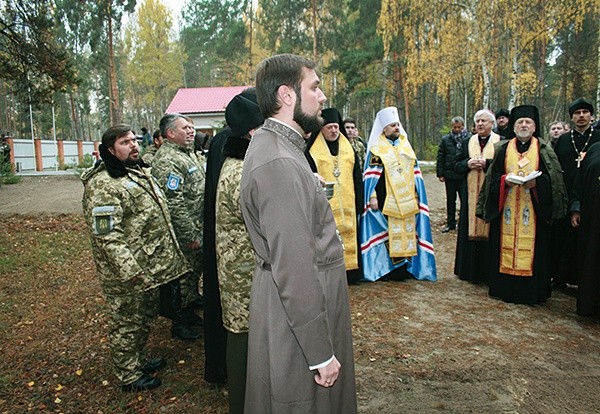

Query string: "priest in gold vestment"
[305, 108, 363, 283]
[453, 109, 501, 284]
[477, 105, 567, 304]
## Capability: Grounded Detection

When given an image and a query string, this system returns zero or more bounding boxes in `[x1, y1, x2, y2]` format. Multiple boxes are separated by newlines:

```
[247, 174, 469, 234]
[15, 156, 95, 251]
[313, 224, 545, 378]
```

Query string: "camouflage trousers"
[181, 249, 203, 307]
[104, 288, 159, 385]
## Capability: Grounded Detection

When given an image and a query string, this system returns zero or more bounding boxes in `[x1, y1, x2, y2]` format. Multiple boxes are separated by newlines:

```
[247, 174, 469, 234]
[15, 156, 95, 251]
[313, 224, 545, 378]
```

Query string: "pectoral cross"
[576, 155, 582, 168]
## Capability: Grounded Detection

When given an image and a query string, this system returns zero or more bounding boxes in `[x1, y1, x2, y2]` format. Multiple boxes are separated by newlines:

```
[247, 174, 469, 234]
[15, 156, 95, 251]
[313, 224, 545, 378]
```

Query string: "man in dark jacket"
[436, 116, 468, 232]
[493, 109, 511, 139]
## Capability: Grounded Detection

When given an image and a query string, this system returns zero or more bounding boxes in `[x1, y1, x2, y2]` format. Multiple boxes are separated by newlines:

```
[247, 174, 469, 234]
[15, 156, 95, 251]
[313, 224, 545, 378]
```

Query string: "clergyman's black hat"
[321, 108, 342, 126]
[225, 94, 264, 137]
[568, 97, 594, 118]
[510, 105, 540, 138]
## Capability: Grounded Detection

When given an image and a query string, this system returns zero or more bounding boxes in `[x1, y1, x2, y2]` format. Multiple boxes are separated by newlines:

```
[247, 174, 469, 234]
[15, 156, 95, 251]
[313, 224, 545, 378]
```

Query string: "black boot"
[121, 374, 162, 391]
[184, 306, 204, 327]
[141, 357, 167, 374]
[169, 280, 201, 341]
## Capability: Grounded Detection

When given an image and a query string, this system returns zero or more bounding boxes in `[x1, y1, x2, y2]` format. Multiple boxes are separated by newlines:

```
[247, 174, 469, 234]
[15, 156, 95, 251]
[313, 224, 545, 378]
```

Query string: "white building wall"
[11, 139, 97, 171]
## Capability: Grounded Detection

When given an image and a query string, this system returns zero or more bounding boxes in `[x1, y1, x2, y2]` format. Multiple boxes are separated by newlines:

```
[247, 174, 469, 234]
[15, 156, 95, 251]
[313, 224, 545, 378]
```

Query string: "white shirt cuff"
[309, 355, 335, 371]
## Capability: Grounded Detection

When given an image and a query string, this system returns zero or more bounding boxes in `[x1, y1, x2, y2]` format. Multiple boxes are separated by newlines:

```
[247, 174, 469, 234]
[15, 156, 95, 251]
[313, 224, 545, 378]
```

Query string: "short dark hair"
[102, 124, 133, 148]
[255, 54, 316, 118]
[159, 113, 185, 138]
[343, 118, 356, 126]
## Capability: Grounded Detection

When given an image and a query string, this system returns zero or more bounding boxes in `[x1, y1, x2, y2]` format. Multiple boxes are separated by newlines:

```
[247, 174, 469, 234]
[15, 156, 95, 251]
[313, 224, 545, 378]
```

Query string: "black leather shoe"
[121, 374, 162, 392]
[171, 324, 201, 341]
[141, 358, 167, 374]
[442, 225, 456, 233]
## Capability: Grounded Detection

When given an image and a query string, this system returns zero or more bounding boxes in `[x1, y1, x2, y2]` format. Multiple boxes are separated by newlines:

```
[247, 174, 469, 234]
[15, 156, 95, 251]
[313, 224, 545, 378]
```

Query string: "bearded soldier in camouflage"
[81, 124, 190, 391]
[152, 114, 205, 340]
[214, 93, 264, 413]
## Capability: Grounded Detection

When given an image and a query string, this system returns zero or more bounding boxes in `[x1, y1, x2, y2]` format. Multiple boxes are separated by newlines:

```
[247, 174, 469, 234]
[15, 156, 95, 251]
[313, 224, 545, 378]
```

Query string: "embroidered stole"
[310, 133, 359, 270]
[370, 134, 418, 258]
[500, 138, 539, 276]
[467, 134, 499, 240]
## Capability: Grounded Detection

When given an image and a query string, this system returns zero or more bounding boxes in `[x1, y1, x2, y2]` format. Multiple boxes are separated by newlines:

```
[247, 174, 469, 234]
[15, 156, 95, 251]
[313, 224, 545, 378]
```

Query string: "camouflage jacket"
[350, 136, 367, 168]
[81, 163, 190, 296]
[215, 156, 254, 333]
[141, 144, 158, 165]
[151, 140, 206, 247]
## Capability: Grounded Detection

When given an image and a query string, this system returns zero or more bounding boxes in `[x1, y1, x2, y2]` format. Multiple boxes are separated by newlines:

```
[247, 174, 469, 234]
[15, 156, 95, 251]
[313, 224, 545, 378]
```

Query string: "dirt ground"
[1, 172, 600, 413]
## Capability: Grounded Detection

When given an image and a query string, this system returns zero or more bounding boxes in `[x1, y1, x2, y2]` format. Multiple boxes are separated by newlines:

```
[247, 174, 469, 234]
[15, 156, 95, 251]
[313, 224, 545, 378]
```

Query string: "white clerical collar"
[268, 117, 305, 140]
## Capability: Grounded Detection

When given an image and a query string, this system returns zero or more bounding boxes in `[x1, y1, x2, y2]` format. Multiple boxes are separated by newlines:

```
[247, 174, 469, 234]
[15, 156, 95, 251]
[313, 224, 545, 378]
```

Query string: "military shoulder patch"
[92, 205, 116, 235]
[166, 173, 182, 190]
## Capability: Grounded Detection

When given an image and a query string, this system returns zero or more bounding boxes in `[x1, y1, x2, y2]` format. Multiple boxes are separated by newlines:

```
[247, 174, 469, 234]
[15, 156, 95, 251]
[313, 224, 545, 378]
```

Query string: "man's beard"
[124, 154, 142, 166]
[515, 130, 532, 141]
[293, 95, 323, 134]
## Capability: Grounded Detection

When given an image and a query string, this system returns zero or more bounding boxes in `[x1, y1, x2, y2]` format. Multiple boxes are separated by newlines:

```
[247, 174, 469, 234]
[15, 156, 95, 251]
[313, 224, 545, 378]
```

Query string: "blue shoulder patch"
[166, 173, 181, 190]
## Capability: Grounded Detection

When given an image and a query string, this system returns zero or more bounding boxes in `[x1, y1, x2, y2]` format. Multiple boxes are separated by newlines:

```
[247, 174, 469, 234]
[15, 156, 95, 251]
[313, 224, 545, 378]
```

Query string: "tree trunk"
[380, 57, 388, 109]
[311, 0, 317, 64]
[68, 93, 81, 140]
[596, 15, 600, 111]
[537, 38, 547, 128]
[508, 39, 519, 110]
[399, 61, 410, 133]
[247, 1, 254, 84]
[107, 4, 121, 125]
[481, 56, 491, 110]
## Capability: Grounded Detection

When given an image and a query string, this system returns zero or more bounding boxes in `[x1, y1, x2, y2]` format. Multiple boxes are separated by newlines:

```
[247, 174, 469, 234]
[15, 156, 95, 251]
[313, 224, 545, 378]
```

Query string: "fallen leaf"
[55, 384, 63, 391]
[54, 397, 61, 404]
[101, 380, 109, 386]
[75, 369, 83, 376]
[27, 381, 35, 387]
[137, 395, 143, 401]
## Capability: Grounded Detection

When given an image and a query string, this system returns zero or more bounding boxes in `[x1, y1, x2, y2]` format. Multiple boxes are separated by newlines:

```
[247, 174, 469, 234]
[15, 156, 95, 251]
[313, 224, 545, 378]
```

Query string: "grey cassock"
[240, 119, 357, 413]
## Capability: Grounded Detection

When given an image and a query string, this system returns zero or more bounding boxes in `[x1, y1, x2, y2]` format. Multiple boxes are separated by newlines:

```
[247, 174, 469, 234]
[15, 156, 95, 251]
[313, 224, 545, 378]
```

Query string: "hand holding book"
[505, 170, 542, 185]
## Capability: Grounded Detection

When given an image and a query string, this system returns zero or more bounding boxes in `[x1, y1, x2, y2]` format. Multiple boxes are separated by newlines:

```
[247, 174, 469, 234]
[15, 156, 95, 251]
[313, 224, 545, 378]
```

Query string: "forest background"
[1, 0, 599, 159]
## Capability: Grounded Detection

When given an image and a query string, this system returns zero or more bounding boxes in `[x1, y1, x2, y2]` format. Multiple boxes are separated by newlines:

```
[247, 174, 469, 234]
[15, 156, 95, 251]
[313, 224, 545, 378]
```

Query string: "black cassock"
[571, 141, 600, 317]
[480, 140, 554, 305]
[552, 128, 600, 285]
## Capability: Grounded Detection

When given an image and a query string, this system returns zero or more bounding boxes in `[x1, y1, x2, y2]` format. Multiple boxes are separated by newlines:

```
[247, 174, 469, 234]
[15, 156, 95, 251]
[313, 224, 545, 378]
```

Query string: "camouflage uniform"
[152, 139, 205, 306]
[81, 163, 190, 385]
[350, 136, 367, 168]
[141, 144, 158, 165]
[215, 157, 254, 333]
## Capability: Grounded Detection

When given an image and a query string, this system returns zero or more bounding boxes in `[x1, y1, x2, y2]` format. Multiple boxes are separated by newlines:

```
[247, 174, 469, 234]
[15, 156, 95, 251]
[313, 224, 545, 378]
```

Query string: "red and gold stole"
[500, 138, 539, 276]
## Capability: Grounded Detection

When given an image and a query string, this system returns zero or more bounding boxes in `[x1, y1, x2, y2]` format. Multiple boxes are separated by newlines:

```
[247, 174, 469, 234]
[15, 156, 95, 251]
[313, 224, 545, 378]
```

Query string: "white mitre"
[366, 106, 408, 152]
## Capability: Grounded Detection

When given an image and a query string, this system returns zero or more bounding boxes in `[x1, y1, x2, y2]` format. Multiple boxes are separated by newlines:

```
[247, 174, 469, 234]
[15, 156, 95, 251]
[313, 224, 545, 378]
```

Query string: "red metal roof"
[166, 86, 251, 114]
